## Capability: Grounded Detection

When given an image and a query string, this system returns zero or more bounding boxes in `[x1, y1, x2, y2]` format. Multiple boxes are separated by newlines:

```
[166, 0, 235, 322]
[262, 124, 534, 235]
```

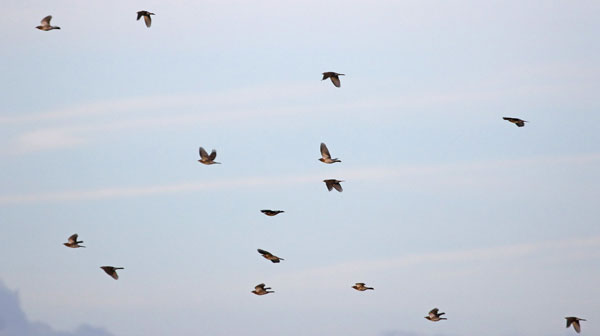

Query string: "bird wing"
[566, 318, 573, 328]
[573, 321, 581, 333]
[330, 76, 341, 87]
[257, 249, 272, 256]
[209, 150, 217, 161]
[136, 12, 143, 20]
[68, 234, 78, 243]
[199, 147, 209, 160]
[320, 143, 331, 159]
[255, 283, 266, 290]
[516, 121, 525, 127]
[332, 182, 343, 192]
[322, 72, 332, 80]
[429, 308, 439, 317]
[144, 15, 152, 27]
[41, 15, 52, 26]
[325, 180, 334, 191]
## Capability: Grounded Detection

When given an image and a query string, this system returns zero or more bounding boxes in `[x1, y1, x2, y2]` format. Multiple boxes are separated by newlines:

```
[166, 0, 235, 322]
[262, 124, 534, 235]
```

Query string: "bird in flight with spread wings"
[137, 11, 155, 28]
[322, 72, 345, 87]
[198, 147, 221, 165]
[319, 143, 341, 164]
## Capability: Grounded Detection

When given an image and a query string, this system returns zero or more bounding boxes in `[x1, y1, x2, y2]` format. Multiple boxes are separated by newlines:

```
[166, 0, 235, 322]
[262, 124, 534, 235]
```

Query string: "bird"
[322, 72, 345, 87]
[352, 283, 374, 291]
[198, 147, 220, 165]
[319, 143, 341, 164]
[100, 266, 124, 280]
[425, 308, 447, 321]
[137, 11, 155, 28]
[36, 15, 60, 31]
[257, 249, 284, 263]
[261, 210, 284, 216]
[251, 283, 274, 295]
[503, 117, 527, 127]
[565, 317, 586, 333]
[323, 179, 344, 192]
[63, 234, 85, 248]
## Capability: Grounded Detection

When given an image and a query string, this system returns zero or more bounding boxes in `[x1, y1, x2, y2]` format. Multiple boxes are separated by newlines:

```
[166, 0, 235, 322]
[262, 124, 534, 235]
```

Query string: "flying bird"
[565, 317, 586, 333]
[323, 179, 344, 192]
[425, 308, 447, 321]
[319, 143, 341, 164]
[36, 15, 60, 31]
[137, 11, 155, 28]
[503, 117, 527, 127]
[100, 266, 124, 280]
[352, 283, 374, 291]
[198, 147, 220, 165]
[322, 72, 345, 87]
[252, 283, 274, 295]
[261, 210, 284, 216]
[63, 234, 85, 248]
[257, 249, 284, 263]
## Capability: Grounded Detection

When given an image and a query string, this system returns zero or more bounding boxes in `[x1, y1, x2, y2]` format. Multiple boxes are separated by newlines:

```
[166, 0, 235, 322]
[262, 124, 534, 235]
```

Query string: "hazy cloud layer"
[0, 281, 114, 336]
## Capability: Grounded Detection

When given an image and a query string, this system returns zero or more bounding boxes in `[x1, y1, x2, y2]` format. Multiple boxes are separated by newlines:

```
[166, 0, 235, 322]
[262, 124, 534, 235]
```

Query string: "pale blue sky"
[1, 1, 599, 335]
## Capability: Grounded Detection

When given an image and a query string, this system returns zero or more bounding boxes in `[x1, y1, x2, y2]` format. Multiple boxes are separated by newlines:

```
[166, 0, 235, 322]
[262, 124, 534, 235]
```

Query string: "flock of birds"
[36, 9, 585, 335]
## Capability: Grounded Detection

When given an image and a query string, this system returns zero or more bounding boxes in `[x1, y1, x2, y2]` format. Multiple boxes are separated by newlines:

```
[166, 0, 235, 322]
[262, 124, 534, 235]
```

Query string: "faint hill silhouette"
[0, 280, 114, 336]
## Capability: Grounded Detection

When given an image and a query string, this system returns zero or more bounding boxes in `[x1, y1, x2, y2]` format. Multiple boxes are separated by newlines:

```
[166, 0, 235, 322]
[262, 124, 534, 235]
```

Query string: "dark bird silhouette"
[322, 72, 345, 87]
[198, 147, 220, 165]
[503, 117, 527, 127]
[323, 179, 344, 192]
[100, 266, 124, 280]
[36, 15, 60, 31]
[261, 210, 284, 216]
[252, 283, 274, 295]
[425, 308, 447, 321]
[319, 143, 341, 164]
[565, 317, 586, 333]
[63, 234, 85, 248]
[257, 249, 284, 263]
[137, 11, 155, 28]
[352, 283, 374, 291]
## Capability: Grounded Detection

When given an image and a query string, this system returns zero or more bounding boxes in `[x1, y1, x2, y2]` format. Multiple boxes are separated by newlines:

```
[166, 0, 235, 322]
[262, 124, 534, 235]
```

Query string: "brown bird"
[323, 179, 344, 192]
[503, 117, 527, 127]
[261, 210, 284, 216]
[257, 249, 284, 263]
[36, 15, 60, 31]
[319, 143, 341, 164]
[198, 147, 220, 165]
[425, 308, 447, 321]
[63, 233, 85, 248]
[137, 11, 155, 28]
[251, 283, 274, 295]
[100, 266, 124, 280]
[322, 72, 345, 87]
[565, 317, 586, 333]
[352, 283, 374, 291]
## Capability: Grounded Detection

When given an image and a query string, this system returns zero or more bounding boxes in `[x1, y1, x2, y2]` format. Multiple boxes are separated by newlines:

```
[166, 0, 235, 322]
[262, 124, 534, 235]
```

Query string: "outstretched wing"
[325, 180, 334, 191]
[573, 321, 581, 333]
[330, 76, 341, 87]
[68, 234, 78, 243]
[257, 249, 272, 257]
[429, 308, 439, 317]
[199, 147, 209, 160]
[136, 12, 143, 21]
[320, 143, 331, 159]
[41, 15, 52, 25]
[144, 15, 152, 27]
[209, 150, 217, 161]
[332, 182, 343, 192]
[255, 283, 266, 290]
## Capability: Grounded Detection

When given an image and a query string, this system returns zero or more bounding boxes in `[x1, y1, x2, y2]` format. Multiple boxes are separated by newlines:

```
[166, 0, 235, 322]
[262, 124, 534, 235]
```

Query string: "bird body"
[352, 283, 374, 291]
[319, 143, 341, 164]
[36, 15, 60, 31]
[565, 317, 586, 333]
[198, 147, 220, 165]
[63, 233, 85, 248]
[322, 72, 345, 87]
[503, 117, 527, 127]
[261, 210, 284, 216]
[100, 266, 124, 280]
[323, 179, 344, 192]
[425, 308, 447, 321]
[252, 283, 274, 295]
[257, 249, 284, 263]
[137, 10, 155, 27]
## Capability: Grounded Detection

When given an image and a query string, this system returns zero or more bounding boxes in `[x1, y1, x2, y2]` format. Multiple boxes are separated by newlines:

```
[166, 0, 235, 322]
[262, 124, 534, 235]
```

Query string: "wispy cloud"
[1, 153, 598, 205]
